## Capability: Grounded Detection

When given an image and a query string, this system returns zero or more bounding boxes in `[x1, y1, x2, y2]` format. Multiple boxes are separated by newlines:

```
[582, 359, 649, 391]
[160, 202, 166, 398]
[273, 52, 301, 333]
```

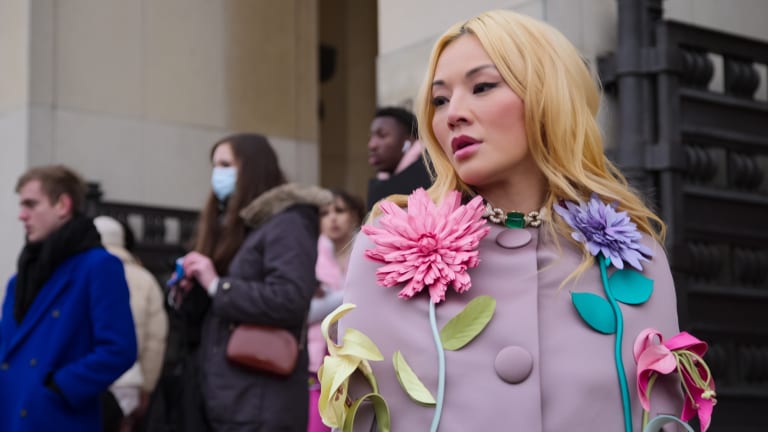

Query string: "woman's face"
[212, 142, 236, 168]
[320, 197, 358, 243]
[430, 35, 537, 194]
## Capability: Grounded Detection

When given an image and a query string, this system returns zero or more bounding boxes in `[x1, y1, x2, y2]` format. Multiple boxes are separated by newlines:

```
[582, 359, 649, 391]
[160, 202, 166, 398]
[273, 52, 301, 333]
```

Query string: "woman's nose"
[446, 95, 470, 129]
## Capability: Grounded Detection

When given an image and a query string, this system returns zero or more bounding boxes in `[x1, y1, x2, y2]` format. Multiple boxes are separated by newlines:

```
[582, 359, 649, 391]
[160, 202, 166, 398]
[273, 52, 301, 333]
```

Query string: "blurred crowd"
[0, 107, 427, 432]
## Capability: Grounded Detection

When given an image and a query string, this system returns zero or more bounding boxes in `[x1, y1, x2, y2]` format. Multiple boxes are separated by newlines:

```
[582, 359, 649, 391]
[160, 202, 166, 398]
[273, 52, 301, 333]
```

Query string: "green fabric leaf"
[642, 415, 694, 432]
[342, 392, 391, 432]
[392, 351, 436, 406]
[439, 295, 496, 350]
[609, 269, 654, 305]
[337, 328, 384, 360]
[571, 292, 616, 334]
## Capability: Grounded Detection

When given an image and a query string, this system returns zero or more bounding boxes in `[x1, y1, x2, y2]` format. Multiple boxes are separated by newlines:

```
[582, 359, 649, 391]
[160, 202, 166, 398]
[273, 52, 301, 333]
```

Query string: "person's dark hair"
[330, 188, 365, 227]
[375, 106, 418, 138]
[15, 165, 87, 215]
[193, 133, 287, 273]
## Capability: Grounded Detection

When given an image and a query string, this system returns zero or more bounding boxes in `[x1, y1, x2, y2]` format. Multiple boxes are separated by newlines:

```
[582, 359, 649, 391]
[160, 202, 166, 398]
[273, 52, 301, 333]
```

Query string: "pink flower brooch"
[634, 329, 716, 431]
[318, 188, 492, 432]
[362, 188, 489, 303]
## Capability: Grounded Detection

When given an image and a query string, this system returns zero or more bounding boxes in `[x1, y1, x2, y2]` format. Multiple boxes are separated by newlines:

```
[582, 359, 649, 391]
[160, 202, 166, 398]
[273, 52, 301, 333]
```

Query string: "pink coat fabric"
[309, 235, 345, 372]
[340, 222, 684, 431]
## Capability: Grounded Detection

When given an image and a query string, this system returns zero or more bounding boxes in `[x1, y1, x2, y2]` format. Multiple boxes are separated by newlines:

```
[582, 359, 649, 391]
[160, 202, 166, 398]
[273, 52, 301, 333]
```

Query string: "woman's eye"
[473, 82, 498, 94]
[431, 96, 449, 107]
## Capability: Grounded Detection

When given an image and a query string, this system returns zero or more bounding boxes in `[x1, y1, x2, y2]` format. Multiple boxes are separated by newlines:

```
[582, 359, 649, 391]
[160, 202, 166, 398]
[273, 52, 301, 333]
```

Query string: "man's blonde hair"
[17, 165, 87, 214]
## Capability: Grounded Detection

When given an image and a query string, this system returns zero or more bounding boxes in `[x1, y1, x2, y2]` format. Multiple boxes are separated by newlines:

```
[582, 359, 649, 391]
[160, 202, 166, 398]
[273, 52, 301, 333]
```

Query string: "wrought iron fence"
[601, 4, 768, 430]
[85, 183, 198, 282]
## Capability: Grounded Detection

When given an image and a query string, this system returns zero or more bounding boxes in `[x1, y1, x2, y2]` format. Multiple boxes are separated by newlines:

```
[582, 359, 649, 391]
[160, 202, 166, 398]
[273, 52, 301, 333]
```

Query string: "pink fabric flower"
[634, 328, 717, 431]
[362, 188, 489, 303]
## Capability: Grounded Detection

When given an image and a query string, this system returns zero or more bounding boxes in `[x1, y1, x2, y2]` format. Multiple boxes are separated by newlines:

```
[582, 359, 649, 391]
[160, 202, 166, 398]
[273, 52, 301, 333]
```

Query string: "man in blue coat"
[0, 165, 137, 431]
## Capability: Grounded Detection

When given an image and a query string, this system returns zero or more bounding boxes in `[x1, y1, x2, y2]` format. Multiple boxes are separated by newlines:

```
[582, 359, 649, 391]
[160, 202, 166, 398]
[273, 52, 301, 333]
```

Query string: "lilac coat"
[340, 223, 683, 431]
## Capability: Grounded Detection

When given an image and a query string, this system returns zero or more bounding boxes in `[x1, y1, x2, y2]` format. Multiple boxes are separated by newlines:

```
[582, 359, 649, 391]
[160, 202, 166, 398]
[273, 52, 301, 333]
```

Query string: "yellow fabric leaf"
[392, 351, 436, 405]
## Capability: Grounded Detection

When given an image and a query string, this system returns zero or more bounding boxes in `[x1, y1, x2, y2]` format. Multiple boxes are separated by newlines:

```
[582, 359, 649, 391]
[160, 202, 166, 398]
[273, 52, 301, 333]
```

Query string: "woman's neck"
[476, 166, 547, 213]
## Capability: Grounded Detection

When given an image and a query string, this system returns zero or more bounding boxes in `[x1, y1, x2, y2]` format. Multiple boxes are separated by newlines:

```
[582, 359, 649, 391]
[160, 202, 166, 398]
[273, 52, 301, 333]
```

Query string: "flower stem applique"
[634, 329, 717, 432]
[554, 194, 655, 432]
[362, 188, 492, 432]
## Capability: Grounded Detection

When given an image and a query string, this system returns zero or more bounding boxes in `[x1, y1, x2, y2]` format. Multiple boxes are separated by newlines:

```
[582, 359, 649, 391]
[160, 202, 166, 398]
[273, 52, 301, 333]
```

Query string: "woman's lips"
[451, 135, 481, 160]
[451, 135, 480, 152]
[453, 143, 481, 161]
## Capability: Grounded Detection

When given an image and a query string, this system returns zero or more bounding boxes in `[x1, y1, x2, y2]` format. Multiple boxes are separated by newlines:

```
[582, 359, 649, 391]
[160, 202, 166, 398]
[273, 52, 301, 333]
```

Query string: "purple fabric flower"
[553, 194, 653, 271]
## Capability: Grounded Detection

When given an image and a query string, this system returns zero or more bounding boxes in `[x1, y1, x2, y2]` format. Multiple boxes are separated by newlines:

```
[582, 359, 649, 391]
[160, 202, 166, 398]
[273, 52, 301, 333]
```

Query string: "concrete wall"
[665, 0, 768, 42]
[46, 0, 319, 209]
[0, 0, 31, 294]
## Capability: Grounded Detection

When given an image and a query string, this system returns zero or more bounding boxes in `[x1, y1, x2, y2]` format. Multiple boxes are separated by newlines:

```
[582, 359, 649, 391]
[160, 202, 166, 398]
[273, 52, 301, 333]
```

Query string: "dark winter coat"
[200, 184, 331, 431]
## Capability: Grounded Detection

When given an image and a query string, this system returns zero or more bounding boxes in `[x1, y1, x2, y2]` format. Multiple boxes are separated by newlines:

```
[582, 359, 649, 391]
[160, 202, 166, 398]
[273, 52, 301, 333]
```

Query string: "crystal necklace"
[482, 202, 544, 228]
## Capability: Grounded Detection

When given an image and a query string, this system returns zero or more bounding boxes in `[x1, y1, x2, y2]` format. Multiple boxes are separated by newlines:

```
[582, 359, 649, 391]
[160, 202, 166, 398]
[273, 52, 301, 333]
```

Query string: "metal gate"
[599, 1, 768, 431]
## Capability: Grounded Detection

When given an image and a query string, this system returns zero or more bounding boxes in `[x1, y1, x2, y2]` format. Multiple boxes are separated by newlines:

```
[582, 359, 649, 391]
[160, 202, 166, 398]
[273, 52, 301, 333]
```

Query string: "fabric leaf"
[342, 392, 391, 432]
[571, 292, 616, 334]
[440, 295, 496, 350]
[642, 415, 694, 432]
[392, 351, 436, 406]
[337, 328, 384, 360]
[610, 269, 653, 305]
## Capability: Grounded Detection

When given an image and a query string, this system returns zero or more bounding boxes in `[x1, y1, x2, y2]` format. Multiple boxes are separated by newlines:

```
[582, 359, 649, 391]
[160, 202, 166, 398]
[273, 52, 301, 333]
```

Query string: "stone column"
[0, 0, 32, 287]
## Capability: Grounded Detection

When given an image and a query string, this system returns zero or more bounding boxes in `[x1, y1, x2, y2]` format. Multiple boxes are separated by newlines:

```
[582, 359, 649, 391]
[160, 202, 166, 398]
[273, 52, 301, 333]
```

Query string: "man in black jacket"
[366, 106, 433, 210]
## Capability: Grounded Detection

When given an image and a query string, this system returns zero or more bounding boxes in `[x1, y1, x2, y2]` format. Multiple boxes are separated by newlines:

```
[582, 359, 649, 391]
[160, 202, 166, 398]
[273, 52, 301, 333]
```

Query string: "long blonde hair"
[377, 10, 665, 278]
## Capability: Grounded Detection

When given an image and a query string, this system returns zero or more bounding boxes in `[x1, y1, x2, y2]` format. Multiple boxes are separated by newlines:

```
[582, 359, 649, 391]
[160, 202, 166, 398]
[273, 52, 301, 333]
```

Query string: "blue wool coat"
[0, 247, 137, 432]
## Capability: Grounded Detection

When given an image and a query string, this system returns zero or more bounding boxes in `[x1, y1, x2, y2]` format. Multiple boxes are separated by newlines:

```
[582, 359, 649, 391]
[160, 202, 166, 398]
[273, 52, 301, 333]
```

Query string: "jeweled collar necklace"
[482, 202, 545, 228]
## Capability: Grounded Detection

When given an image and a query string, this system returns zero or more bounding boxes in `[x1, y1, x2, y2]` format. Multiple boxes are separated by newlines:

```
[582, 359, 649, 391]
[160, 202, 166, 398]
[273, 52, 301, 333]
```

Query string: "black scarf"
[14, 214, 103, 323]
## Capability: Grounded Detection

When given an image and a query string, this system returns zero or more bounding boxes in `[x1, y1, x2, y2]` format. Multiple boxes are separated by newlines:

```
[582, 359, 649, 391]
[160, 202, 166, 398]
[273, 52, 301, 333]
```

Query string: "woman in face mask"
[153, 133, 331, 432]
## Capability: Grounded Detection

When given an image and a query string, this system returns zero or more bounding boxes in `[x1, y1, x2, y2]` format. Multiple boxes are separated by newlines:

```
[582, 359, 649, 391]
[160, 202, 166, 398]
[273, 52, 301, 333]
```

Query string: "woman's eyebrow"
[432, 64, 497, 87]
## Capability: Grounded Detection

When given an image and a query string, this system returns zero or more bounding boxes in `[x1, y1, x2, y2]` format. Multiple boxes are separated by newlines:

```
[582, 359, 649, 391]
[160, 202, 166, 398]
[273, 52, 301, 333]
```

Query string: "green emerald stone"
[504, 212, 525, 229]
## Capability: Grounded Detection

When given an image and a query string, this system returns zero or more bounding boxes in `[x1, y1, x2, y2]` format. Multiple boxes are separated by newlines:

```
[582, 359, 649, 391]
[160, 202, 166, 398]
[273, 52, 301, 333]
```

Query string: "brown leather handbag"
[226, 324, 304, 376]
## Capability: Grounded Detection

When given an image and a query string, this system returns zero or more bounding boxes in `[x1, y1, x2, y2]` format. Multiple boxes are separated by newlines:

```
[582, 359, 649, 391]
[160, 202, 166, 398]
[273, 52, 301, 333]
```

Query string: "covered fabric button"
[495, 229, 532, 249]
[495, 346, 534, 384]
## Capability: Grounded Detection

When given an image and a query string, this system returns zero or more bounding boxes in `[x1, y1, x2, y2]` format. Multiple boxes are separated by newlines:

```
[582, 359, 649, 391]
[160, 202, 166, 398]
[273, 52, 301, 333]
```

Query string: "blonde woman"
[325, 10, 714, 432]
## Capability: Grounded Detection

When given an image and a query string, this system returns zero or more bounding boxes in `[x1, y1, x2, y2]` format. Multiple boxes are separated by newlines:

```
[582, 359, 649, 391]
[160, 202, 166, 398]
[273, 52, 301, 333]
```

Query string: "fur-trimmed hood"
[239, 183, 333, 228]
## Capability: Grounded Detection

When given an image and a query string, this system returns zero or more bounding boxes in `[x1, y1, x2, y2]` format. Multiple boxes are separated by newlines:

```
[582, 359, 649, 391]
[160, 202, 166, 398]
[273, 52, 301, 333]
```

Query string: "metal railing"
[85, 183, 198, 282]
[600, 2, 768, 429]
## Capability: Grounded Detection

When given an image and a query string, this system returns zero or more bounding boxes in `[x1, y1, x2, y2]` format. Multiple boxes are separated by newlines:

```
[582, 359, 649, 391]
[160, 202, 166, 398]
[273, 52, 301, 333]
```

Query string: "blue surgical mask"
[211, 166, 237, 201]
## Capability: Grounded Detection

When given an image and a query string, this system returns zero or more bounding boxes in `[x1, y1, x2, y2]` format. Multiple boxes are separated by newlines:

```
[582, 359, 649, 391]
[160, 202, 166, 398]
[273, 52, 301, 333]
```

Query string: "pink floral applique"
[634, 328, 717, 431]
[362, 188, 489, 303]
